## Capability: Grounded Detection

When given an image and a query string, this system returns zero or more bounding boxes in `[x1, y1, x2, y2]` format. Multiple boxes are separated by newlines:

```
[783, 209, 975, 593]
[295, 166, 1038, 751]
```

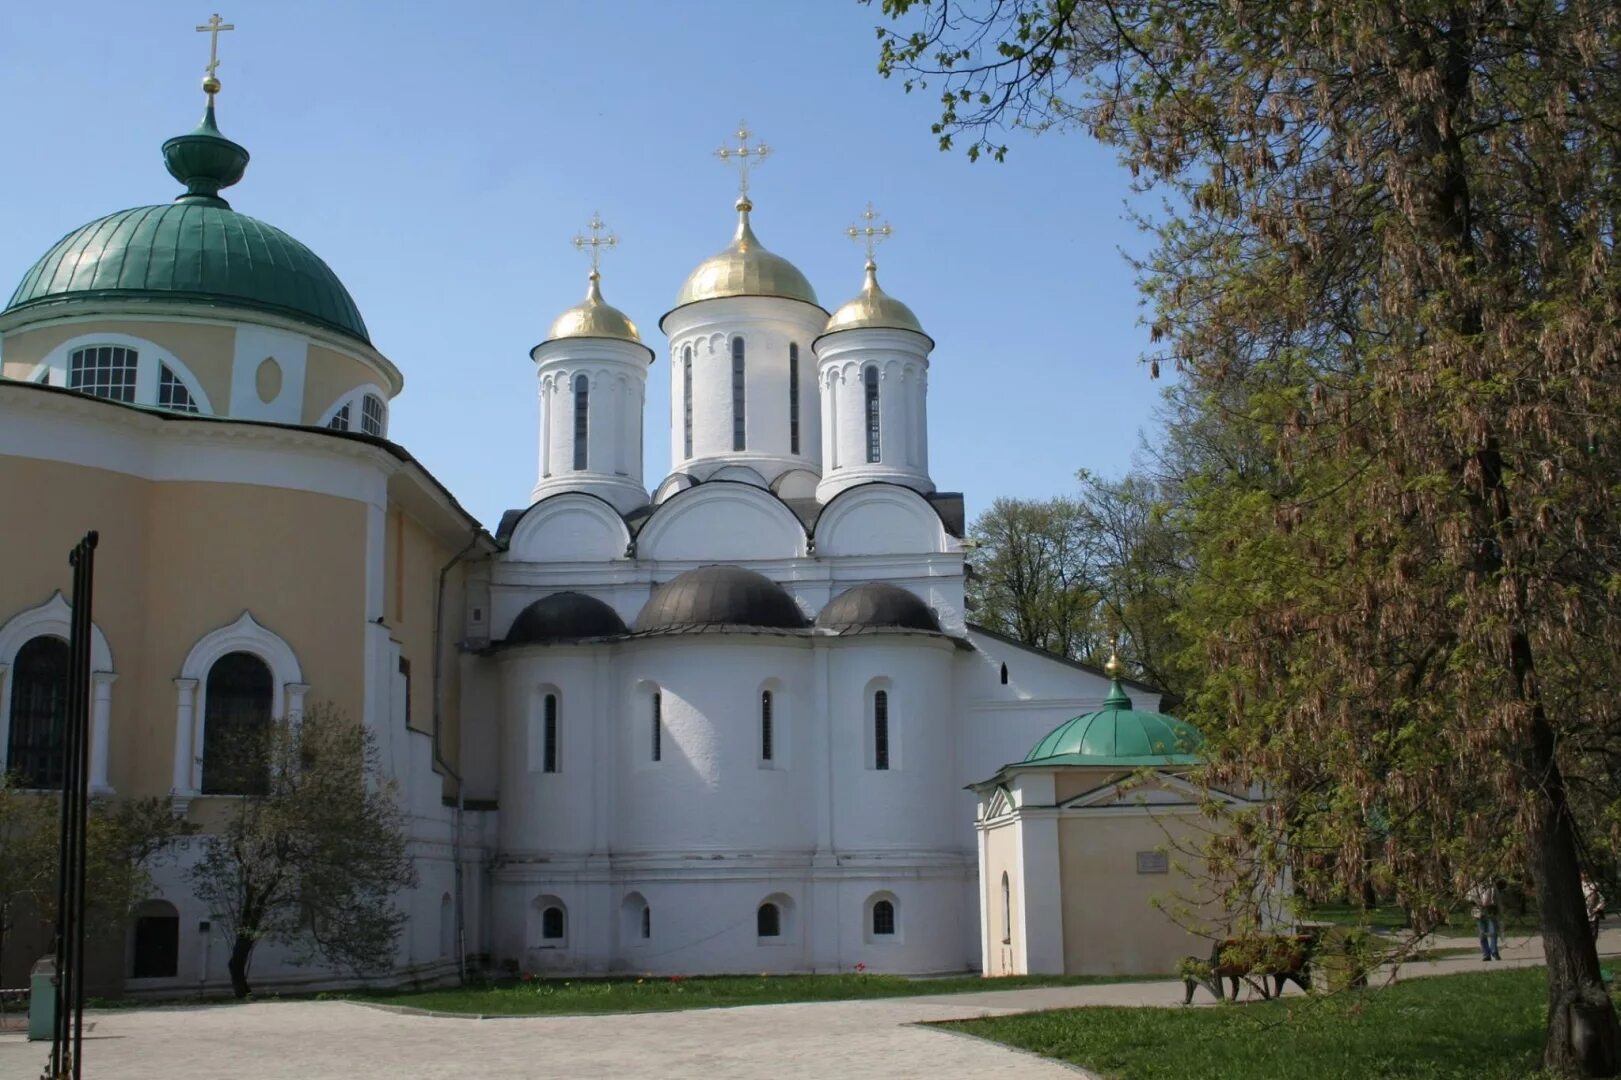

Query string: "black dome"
[634, 565, 808, 632]
[506, 592, 628, 645]
[816, 583, 942, 633]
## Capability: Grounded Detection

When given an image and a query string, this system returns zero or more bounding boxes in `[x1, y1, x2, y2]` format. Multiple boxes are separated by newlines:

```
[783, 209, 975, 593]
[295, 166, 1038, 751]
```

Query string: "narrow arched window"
[69, 345, 137, 403]
[6, 635, 69, 789]
[682, 347, 694, 459]
[873, 689, 890, 771]
[641, 905, 652, 939]
[864, 365, 881, 463]
[760, 690, 775, 762]
[1000, 872, 1012, 944]
[542, 693, 559, 774]
[758, 903, 781, 938]
[157, 364, 198, 413]
[541, 906, 565, 940]
[201, 651, 273, 796]
[872, 899, 896, 936]
[361, 393, 387, 436]
[788, 343, 800, 455]
[1000, 663, 1009, 685]
[731, 337, 746, 451]
[573, 374, 590, 470]
[651, 691, 662, 762]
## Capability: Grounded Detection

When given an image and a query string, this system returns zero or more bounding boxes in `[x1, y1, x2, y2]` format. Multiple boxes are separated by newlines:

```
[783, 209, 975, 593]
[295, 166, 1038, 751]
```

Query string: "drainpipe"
[434, 534, 482, 986]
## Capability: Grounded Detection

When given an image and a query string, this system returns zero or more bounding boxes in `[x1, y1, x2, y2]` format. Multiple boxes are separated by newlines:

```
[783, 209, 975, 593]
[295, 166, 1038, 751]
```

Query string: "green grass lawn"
[1307, 901, 1539, 936]
[940, 967, 1610, 1080]
[345, 971, 1149, 1016]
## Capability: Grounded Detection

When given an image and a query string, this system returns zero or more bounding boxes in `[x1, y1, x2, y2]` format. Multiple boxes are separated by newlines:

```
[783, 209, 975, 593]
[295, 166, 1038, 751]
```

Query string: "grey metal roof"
[634, 564, 808, 632]
[817, 582, 942, 633]
[505, 591, 628, 645]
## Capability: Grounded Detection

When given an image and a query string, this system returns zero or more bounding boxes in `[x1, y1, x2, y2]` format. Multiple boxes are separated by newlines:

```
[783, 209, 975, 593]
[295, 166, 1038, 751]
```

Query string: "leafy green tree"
[968, 494, 1103, 659]
[185, 704, 416, 998]
[874, 0, 1621, 1071]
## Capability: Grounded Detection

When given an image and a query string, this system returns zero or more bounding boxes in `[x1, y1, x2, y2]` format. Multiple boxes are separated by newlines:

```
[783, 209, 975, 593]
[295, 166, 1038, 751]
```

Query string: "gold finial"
[715, 121, 771, 203]
[196, 13, 235, 101]
[571, 211, 618, 281]
[846, 202, 893, 266]
[1103, 633, 1123, 678]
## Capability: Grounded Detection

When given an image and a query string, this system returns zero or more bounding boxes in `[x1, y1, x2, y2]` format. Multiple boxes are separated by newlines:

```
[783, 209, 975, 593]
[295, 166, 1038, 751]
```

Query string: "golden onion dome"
[821, 261, 927, 338]
[547, 271, 641, 344]
[672, 199, 819, 310]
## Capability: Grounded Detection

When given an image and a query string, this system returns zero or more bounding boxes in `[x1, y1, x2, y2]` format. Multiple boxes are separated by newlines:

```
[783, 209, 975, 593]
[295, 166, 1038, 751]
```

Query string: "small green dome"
[3, 105, 370, 345]
[1024, 678, 1205, 766]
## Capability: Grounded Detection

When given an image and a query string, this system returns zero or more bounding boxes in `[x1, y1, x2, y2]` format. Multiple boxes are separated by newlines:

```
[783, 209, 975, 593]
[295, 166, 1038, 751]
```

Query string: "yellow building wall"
[303, 344, 384, 425]
[981, 821, 1023, 977]
[0, 457, 368, 801]
[1057, 812, 1211, 976]
[0, 319, 235, 411]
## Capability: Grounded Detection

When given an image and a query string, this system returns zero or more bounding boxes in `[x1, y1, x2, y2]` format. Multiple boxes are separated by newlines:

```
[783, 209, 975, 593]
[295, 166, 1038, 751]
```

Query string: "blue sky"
[0, 1, 1167, 529]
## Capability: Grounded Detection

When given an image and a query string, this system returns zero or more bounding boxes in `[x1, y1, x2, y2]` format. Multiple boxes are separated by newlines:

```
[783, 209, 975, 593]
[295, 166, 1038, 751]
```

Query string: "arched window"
[864, 365, 881, 463]
[327, 403, 352, 431]
[641, 905, 652, 939]
[757, 902, 781, 938]
[69, 345, 138, 403]
[760, 690, 774, 763]
[157, 364, 198, 413]
[573, 373, 590, 470]
[542, 693, 559, 774]
[1000, 662, 1009, 685]
[542, 906, 566, 940]
[7, 636, 69, 789]
[360, 393, 387, 437]
[872, 899, 896, 936]
[731, 337, 746, 451]
[873, 689, 890, 771]
[201, 651, 274, 796]
[682, 347, 694, 459]
[651, 690, 662, 762]
[1000, 872, 1012, 944]
[130, 900, 179, 979]
[788, 343, 800, 455]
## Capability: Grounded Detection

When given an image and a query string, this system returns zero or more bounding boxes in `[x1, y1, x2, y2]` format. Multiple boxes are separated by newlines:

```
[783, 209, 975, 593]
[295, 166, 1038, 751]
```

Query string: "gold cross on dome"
[196, 13, 235, 80]
[715, 122, 770, 200]
[571, 212, 618, 274]
[846, 202, 893, 263]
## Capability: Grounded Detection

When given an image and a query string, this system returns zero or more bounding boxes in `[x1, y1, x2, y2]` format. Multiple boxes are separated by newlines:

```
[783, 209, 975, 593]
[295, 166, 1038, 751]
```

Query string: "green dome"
[2, 105, 370, 346]
[1024, 679, 1205, 766]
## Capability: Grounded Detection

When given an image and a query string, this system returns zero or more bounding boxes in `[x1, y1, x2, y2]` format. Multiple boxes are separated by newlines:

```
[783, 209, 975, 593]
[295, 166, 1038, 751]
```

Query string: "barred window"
[682, 347, 693, 459]
[542, 693, 559, 774]
[69, 345, 138, 403]
[157, 364, 198, 413]
[731, 338, 746, 451]
[872, 899, 895, 936]
[6, 636, 69, 789]
[864, 366, 881, 463]
[327, 404, 351, 431]
[788, 343, 800, 455]
[361, 393, 386, 436]
[573, 374, 590, 470]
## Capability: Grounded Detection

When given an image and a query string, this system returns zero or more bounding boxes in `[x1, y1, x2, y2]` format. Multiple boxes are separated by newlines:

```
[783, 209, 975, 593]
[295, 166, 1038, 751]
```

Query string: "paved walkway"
[1, 929, 1612, 1080]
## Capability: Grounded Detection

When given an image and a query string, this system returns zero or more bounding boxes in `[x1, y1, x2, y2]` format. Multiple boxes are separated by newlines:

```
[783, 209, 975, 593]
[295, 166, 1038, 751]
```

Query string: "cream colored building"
[973, 662, 1260, 977]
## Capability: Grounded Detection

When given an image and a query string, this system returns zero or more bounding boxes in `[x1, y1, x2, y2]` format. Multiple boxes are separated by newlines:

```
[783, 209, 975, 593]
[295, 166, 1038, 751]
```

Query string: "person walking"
[1469, 881, 1502, 961]
[1583, 874, 1606, 943]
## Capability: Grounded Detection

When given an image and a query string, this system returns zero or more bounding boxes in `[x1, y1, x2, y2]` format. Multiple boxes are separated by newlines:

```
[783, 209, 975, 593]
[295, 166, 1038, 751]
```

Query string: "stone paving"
[0, 928, 1611, 1080]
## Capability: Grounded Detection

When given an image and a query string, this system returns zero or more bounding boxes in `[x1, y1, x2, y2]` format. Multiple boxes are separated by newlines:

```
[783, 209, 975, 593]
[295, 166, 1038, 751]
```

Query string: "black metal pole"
[70, 532, 96, 1080]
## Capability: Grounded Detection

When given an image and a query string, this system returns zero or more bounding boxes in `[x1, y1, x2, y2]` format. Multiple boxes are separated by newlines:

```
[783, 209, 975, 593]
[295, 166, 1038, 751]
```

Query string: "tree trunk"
[1520, 645, 1620, 1077]
[227, 934, 255, 999]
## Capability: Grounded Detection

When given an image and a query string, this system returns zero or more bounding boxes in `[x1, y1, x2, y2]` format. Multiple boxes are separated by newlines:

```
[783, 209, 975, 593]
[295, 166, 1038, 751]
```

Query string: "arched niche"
[636, 482, 808, 562]
[814, 484, 951, 557]
[507, 492, 632, 563]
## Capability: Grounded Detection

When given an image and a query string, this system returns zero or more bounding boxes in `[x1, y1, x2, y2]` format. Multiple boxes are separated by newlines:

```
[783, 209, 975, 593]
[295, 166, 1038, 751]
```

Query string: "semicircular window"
[157, 364, 199, 413]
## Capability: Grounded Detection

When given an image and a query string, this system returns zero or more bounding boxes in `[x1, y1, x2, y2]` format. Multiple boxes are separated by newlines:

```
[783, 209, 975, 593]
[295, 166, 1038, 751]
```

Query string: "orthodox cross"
[572, 212, 618, 275]
[196, 13, 235, 100]
[846, 202, 893, 263]
[715, 122, 770, 200]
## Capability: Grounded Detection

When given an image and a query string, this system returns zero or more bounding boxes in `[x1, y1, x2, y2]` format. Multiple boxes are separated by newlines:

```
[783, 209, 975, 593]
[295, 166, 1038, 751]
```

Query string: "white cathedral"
[0, 67, 1193, 990]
